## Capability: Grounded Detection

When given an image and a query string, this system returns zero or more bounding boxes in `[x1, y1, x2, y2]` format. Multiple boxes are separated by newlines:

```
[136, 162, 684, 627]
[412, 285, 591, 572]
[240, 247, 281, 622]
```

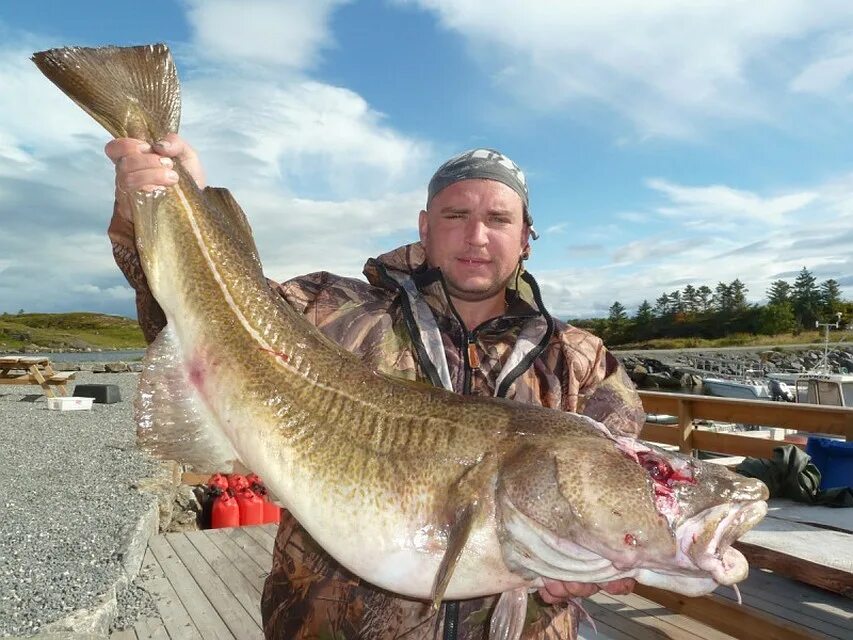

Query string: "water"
[0, 349, 146, 363]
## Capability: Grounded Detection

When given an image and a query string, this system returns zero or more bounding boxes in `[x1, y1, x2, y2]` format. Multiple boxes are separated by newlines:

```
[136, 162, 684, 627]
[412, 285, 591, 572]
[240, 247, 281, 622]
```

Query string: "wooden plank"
[186, 530, 264, 626]
[165, 532, 262, 640]
[241, 525, 275, 555]
[640, 422, 681, 446]
[139, 547, 203, 640]
[577, 617, 636, 640]
[204, 528, 269, 590]
[148, 535, 234, 640]
[133, 616, 169, 640]
[765, 499, 853, 533]
[634, 585, 826, 640]
[715, 583, 851, 639]
[584, 597, 679, 639]
[639, 391, 853, 438]
[691, 430, 794, 458]
[109, 629, 137, 640]
[599, 591, 734, 640]
[221, 527, 274, 572]
[736, 518, 853, 597]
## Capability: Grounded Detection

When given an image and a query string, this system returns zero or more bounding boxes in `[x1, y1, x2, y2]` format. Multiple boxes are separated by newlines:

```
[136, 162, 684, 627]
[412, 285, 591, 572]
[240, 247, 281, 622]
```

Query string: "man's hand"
[105, 133, 206, 223]
[538, 578, 635, 604]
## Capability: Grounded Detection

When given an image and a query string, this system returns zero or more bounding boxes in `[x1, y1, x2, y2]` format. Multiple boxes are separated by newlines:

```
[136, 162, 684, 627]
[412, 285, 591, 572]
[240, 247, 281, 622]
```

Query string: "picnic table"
[0, 355, 76, 397]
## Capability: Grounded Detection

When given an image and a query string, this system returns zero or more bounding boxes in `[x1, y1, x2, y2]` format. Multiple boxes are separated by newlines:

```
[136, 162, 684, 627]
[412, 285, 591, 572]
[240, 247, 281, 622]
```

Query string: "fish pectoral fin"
[488, 588, 528, 640]
[430, 455, 497, 609]
[431, 498, 480, 610]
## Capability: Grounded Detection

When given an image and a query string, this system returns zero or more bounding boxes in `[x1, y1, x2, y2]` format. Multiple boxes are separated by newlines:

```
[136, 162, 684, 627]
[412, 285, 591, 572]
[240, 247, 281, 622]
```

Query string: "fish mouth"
[680, 500, 767, 585]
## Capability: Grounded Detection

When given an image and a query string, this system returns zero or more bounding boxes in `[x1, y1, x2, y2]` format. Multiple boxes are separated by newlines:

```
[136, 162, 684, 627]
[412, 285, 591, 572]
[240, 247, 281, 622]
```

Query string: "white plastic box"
[47, 396, 94, 411]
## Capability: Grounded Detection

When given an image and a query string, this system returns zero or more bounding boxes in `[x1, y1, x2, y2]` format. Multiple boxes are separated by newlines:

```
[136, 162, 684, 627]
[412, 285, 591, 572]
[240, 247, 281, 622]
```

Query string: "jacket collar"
[363, 242, 545, 325]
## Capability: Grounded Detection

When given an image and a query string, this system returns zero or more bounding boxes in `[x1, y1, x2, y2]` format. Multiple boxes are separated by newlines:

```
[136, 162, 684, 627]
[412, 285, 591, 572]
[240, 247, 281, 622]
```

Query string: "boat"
[766, 314, 852, 407]
[702, 371, 772, 400]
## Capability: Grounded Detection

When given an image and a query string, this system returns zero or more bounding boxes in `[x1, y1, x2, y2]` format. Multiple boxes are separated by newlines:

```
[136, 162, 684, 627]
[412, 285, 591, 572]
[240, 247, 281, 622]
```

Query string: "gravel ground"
[0, 371, 161, 637]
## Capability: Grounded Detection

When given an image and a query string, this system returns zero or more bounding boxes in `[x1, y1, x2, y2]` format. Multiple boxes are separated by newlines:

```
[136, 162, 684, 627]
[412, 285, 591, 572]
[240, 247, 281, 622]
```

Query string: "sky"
[1, 0, 852, 320]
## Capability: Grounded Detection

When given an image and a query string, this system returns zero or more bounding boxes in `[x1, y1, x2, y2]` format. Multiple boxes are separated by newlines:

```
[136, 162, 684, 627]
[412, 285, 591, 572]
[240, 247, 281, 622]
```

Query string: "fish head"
[497, 426, 768, 594]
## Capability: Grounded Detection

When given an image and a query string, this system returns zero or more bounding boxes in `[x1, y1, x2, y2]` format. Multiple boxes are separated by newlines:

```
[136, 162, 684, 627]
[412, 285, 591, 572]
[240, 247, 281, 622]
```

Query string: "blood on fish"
[624, 533, 637, 546]
[260, 347, 290, 363]
[188, 361, 205, 389]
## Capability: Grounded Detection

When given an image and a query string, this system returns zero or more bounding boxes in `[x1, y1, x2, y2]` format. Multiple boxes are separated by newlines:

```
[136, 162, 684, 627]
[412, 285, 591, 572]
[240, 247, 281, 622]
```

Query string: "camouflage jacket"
[109, 211, 645, 639]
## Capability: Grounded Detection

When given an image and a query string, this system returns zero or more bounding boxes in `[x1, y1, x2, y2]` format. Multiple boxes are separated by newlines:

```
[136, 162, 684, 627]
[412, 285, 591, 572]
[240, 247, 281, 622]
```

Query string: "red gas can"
[262, 495, 281, 524]
[228, 474, 249, 493]
[207, 473, 229, 493]
[236, 488, 264, 526]
[211, 492, 240, 528]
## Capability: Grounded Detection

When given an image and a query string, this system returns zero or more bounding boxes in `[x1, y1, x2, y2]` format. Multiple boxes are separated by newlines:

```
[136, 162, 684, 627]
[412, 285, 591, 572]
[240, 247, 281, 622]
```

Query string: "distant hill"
[0, 312, 145, 352]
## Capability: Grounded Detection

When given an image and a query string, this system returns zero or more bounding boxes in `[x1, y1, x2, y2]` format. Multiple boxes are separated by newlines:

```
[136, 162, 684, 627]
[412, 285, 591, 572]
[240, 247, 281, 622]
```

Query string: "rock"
[91, 364, 106, 373]
[645, 372, 682, 389]
[105, 361, 130, 373]
[133, 460, 181, 533]
[129, 363, 143, 373]
[54, 362, 82, 372]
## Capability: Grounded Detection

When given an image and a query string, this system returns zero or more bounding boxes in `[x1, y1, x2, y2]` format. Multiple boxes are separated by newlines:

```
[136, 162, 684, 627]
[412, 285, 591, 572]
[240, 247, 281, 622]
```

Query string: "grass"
[613, 330, 850, 351]
[0, 312, 146, 351]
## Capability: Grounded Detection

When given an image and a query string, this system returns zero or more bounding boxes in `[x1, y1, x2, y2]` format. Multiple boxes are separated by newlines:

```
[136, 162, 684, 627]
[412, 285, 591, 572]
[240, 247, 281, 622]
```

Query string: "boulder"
[105, 361, 129, 373]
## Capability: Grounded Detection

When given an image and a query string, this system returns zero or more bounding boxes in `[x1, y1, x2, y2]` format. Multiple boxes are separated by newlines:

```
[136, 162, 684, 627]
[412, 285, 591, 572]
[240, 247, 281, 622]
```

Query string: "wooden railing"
[638, 391, 853, 458]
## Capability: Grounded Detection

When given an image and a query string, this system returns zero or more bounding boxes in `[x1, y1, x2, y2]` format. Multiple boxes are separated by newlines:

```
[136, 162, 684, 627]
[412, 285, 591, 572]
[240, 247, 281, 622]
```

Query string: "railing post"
[678, 398, 695, 455]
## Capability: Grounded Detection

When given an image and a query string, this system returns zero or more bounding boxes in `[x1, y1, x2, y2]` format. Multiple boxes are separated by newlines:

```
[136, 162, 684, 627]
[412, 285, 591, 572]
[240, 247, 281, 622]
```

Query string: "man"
[106, 136, 645, 638]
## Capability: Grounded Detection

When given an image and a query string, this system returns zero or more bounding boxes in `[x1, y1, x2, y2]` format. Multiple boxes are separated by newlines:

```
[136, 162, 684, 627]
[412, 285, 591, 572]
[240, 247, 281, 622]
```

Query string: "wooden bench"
[0, 356, 76, 397]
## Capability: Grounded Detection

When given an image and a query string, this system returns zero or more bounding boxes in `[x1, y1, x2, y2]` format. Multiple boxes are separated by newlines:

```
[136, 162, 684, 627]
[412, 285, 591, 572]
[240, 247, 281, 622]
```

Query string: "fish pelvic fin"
[136, 325, 241, 474]
[32, 44, 180, 142]
[430, 455, 497, 609]
[488, 588, 528, 640]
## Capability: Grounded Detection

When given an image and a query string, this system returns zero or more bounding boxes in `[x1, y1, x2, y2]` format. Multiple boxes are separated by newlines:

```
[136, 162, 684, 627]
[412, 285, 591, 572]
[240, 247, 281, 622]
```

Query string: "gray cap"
[427, 148, 537, 239]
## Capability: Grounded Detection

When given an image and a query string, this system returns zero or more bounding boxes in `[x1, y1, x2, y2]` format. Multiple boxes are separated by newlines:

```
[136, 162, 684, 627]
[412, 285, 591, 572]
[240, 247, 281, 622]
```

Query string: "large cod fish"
[33, 44, 768, 639]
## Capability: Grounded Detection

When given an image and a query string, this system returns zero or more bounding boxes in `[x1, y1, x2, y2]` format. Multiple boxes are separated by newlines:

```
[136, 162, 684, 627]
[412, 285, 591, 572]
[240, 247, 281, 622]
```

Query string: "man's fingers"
[601, 579, 636, 595]
[539, 580, 599, 603]
[105, 138, 151, 163]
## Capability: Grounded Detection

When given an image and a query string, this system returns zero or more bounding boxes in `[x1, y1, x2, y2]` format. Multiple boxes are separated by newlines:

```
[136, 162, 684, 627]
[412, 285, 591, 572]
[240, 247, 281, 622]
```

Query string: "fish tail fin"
[31, 44, 180, 142]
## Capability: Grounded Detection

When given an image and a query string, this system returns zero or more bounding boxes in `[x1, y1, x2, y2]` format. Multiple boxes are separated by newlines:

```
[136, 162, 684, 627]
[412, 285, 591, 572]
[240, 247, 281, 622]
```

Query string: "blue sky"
[1, 0, 851, 319]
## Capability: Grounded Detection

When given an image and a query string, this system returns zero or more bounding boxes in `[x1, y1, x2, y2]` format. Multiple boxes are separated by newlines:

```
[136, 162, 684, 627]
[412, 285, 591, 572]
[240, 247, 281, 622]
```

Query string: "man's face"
[419, 179, 529, 303]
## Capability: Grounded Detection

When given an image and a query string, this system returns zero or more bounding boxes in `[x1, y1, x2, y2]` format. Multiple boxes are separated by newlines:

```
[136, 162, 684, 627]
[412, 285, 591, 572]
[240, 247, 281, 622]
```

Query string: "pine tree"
[820, 279, 842, 316]
[654, 294, 670, 317]
[714, 282, 733, 312]
[608, 301, 627, 323]
[730, 279, 748, 310]
[766, 280, 791, 305]
[635, 300, 653, 324]
[792, 267, 821, 328]
[697, 285, 713, 313]
[681, 284, 699, 314]
[669, 290, 683, 314]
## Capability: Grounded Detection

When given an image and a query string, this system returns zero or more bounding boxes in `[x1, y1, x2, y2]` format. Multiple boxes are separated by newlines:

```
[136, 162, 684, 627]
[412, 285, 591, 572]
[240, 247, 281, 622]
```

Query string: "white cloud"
[403, 0, 853, 137]
[647, 179, 817, 222]
[790, 31, 853, 95]
[536, 175, 853, 317]
[185, 0, 350, 70]
[0, 8, 432, 316]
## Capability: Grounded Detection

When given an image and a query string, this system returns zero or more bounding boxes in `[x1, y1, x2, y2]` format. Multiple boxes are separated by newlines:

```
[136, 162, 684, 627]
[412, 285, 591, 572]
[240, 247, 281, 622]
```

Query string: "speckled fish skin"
[32, 43, 769, 610]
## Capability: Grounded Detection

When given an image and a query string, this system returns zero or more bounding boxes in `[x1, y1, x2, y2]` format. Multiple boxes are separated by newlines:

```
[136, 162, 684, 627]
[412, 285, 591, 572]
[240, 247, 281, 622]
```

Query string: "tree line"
[575, 267, 850, 345]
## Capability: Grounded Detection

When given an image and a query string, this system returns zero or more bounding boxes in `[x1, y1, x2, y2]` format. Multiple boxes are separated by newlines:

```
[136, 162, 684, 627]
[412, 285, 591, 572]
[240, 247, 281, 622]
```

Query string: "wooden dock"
[110, 523, 852, 640]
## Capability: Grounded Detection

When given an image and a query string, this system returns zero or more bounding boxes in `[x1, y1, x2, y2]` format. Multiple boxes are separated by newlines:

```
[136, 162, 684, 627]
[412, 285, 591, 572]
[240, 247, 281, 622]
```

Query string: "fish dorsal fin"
[32, 44, 180, 142]
[136, 325, 241, 473]
[488, 588, 528, 640]
[430, 455, 497, 609]
[202, 186, 260, 257]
